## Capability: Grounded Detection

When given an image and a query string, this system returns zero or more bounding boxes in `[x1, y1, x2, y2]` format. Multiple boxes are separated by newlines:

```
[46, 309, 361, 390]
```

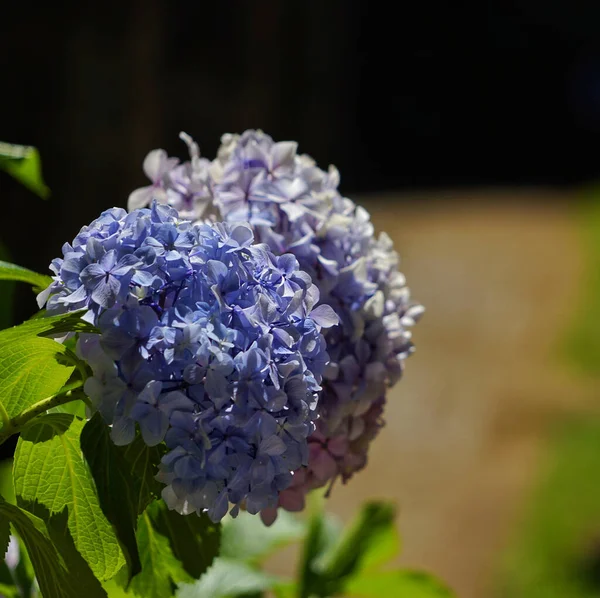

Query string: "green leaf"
[0, 260, 52, 293]
[0, 142, 50, 199]
[10, 309, 99, 338]
[0, 582, 19, 598]
[102, 576, 136, 598]
[0, 495, 78, 598]
[0, 559, 19, 598]
[120, 434, 166, 515]
[272, 582, 297, 598]
[298, 509, 343, 598]
[49, 399, 88, 418]
[80, 414, 143, 580]
[176, 558, 279, 598]
[0, 509, 9, 558]
[220, 509, 305, 565]
[0, 321, 75, 425]
[350, 513, 400, 573]
[24, 505, 107, 598]
[151, 501, 221, 579]
[498, 416, 600, 597]
[562, 191, 600, 374]
[129, 506, 190, 598]
[345, 570, 455, 598]
[299, 502, 397, 598]
[13, 414, 125, 581]
[0, 460, 15, 504]
[318, 501, 396, 580]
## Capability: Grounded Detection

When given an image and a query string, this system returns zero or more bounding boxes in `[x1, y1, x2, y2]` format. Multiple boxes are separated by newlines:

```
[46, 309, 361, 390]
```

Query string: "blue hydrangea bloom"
[128, 131, 423, 518]
[40, 202, 336, 522]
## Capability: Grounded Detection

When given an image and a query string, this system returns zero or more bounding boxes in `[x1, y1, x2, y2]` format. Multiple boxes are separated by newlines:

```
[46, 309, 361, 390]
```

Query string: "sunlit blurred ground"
[267, 190, 595, 598]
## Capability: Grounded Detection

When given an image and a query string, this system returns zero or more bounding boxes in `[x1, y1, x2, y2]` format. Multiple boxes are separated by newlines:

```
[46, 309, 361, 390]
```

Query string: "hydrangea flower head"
[128, 131, 423, 518]
[40, 202, 336, 521]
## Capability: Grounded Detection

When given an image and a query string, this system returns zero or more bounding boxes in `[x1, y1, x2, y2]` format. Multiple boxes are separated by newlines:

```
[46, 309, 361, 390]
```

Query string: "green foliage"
[151, 501, 221, 579]
[220, 509, 305, 564]
[564, 190, 600, 374]
[345, 570, 456, 597]
[49, 398, 88, 418]
[0, 142, 50, 199]
[13, 414, 125, 581]
[317, 501, 397, 580]
[297, 501, 455, 598]
[15, 309, 99, 338]
[0, 495, 78, 598]
[498, 416, 600, 598]
[42, 509, 108, 598]
[0, 318, 75, 424]
[299, 502, 395, 597]
[177, 558, 279, 598]
[0, 582, 19, 598]
[0, 508, 9, 558]
[0, 260, 52, 294]
[119, 434, 166, 515]
[0, 309, 98, 443]
[129, 506, 191, 598]
[0, 459, 15, 503]
[81, 414, 145, 580]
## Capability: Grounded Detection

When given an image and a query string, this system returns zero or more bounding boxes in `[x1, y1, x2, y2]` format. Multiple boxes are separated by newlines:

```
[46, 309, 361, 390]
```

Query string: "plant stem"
[0, 381, 84, 446]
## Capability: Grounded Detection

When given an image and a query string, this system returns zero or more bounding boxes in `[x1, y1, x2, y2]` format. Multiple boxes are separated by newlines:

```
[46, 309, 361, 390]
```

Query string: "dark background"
[1, 0, 600, 318]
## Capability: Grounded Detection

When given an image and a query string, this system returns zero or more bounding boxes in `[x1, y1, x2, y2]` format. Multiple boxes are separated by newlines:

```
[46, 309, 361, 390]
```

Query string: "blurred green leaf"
[298, 507, 343, 598]
[13, 414, 125, 581]
[176, 558, 279, 598]
[129, 505, 190, 598]
[272, 582, 297, 598]
[346, 570, 455, 597]
[564, 189, 600, 374]
[0, 142, 50, 199]
[0, 582, 19, 598]
[317, 502, 396, 595]
[0, 260, 52, 294]
[349, 510, 400, 573]
[220, 509, 305, 564]
[498, 416, 600, 597]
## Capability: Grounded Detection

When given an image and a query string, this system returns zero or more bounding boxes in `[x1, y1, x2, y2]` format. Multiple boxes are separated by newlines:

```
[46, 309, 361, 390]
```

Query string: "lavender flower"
[128, 131, 423, 519]
[40, 202, 335, 522]
[128, 134, 214, 221]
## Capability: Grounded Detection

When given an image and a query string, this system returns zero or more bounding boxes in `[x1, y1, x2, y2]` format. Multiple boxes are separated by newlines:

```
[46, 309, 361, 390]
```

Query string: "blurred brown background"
[2, 3, 600, 596]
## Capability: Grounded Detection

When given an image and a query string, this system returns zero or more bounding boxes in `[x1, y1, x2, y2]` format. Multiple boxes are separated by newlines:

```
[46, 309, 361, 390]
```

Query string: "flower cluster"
[40, 203, 336, 522]
[128, 130, 423, 518]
